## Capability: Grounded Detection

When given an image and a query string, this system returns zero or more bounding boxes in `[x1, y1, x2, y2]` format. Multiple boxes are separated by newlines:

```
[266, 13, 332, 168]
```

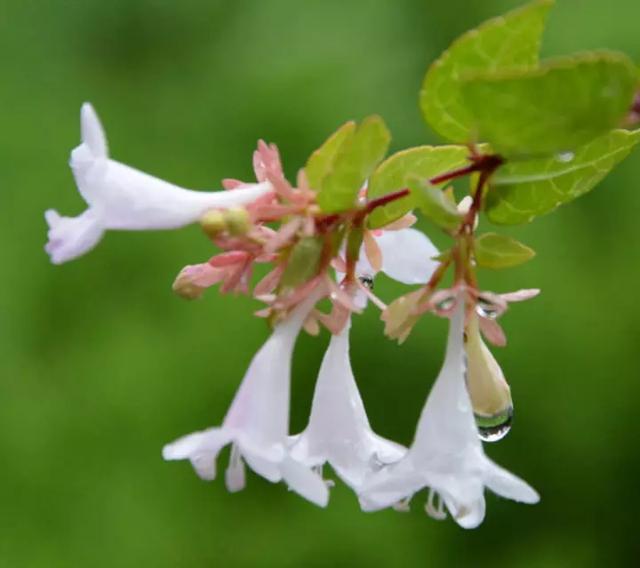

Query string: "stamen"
[393, 497, 412, 513]
[312, 464, 335, 488]
[357, 280, 387, 311]
[425, 489, 447, 520]
[225, 443, 246, 492]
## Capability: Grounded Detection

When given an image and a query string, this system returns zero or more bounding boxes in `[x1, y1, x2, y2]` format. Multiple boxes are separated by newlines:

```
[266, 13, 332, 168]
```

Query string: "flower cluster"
[46, 104, 541, 528]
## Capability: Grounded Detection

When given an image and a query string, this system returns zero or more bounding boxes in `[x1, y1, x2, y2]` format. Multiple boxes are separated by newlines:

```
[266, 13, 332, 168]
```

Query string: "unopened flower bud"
[172, 268, 205, 300]
[200, 209, 226, 238]
[224, 207, 251, 236]
[465, 314, 513, 442]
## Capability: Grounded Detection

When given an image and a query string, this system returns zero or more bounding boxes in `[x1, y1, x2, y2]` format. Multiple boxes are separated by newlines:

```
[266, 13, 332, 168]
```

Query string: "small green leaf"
[485, 129, 640, 224]
[421, 0, 553, 142]
[410, 178, 463, 231]
[280, 237, 324, 289]
[367, 145, 469, 228]
[475, 233, 535, 269]
[462, 51, 638, 156]
[305, 121, 356, 191]
[317, 116, 391, 213]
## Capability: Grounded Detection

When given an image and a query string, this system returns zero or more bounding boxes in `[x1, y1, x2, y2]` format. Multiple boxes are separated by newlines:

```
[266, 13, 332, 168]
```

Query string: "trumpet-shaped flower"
[360, 300, 539, 528]
[289, 317, 406, 490]
[45, 103, 272, 264]
[290, 229, 438, 489]
[162, 292, 328, 507]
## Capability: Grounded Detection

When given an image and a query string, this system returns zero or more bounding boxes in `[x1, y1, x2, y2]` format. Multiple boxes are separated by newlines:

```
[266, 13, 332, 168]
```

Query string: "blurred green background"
[2, 0, 639, 566]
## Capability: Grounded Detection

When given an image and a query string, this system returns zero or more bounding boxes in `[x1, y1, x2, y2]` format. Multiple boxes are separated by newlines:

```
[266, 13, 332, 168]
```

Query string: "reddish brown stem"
[429, 163, 480, 185]
[365, 188, 410, 213]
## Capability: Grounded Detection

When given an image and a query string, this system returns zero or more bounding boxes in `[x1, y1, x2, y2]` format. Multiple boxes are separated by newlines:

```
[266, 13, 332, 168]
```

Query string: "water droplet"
[556, 151, 575, 163]
[476, 299, 499, 319]
[435, 296, 456, 311]
[359, 275, 374, 290]
[475, 406, 513, 442]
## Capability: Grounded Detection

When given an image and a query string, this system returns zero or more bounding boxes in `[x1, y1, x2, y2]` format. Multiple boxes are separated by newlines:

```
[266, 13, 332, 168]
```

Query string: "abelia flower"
[162, 291, 329, 507]
[360, 299, 539, 528]
[289, 229, 439, 489]
[45, 103, 272, 264]
[289, 316, 406, 490]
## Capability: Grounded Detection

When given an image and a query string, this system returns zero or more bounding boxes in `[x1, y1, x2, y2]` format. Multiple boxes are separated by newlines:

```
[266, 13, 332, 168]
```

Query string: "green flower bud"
[200, 210, 226, 238]
[224, 207, 251, 236]
[465, 314, 513, 442]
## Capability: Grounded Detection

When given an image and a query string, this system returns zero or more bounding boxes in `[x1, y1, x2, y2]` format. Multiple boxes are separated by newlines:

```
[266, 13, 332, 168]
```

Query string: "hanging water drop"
[475, 406, 513, 442]
[476, 298, 499, 319]
[435, 296, 456, 312]
[359, 275, 374, 290]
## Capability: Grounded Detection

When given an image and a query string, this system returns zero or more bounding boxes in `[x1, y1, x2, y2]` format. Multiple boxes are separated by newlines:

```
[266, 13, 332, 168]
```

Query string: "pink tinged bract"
[289, 316, 406, 491]
[44, 103, 272, 264]
[162, 292, 328, 507]
[359, 301, 539, 528]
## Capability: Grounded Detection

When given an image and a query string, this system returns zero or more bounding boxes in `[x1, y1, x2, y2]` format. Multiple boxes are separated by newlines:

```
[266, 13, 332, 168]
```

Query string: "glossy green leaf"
[280, 237, 324, 289]
[462, 51, 638, 156]
[305, 121, 356, 191]
[421, 0, 553, 142]
[410, 177, 463, 231]
[317, 115, 390, 213]
[367, 145, 469, 228]
[485, 129, 640, 224]
[475, 233, 535, 269]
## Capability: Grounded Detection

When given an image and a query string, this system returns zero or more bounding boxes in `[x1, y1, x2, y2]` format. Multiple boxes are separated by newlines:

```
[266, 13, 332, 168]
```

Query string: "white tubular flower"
[162, 292, 328, 507]
[289, 316, 406, 490]
[289, 229, 437, 490]
[360, 300, 539, 529]
[45, 103, 272, 264]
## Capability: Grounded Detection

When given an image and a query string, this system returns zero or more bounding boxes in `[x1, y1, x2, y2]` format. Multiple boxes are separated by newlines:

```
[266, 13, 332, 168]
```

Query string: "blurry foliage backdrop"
[2, 0, 640, 566]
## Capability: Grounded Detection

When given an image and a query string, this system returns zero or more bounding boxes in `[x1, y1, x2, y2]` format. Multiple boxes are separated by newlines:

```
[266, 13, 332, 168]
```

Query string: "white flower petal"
[80, 102, 108, 158]
[358, 463, 425, 512]
[483, 460, 540, 504]
[375, 228, 439, 285]
[162, 427, 232, 481]
[44, 208, 104, 265]
[443, 494, 486, 529]
[280, 456, 329, 507]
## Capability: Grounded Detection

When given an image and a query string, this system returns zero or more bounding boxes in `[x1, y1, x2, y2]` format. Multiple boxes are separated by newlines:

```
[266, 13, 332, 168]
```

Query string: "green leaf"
[305, 121, 356, 191]
[485, 129, 640, 224]
[410, 178, 463, 231]
[280, 237, 324, 289]
[367, 145, 469, 228]
[317, 115, 391, 213]
[475, 233, 535, 269]
[462, 51, 638, 156]
[421, 0, 553, 142]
